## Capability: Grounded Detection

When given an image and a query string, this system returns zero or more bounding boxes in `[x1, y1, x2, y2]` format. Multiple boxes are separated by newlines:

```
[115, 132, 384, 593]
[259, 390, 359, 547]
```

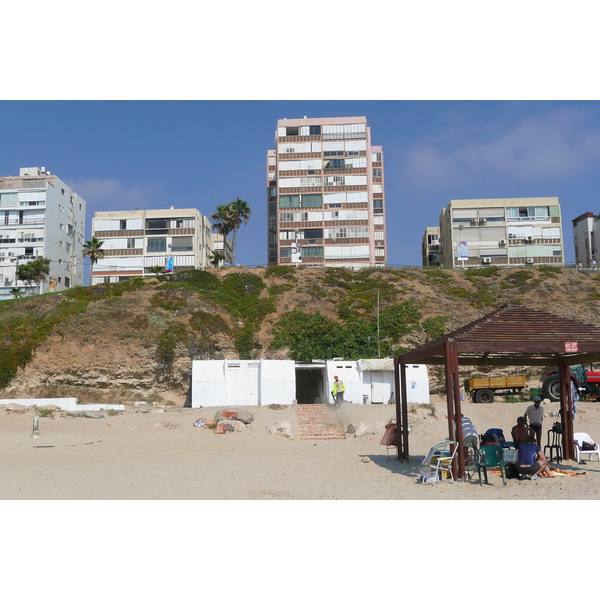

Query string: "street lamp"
[364, 287, 381, 358]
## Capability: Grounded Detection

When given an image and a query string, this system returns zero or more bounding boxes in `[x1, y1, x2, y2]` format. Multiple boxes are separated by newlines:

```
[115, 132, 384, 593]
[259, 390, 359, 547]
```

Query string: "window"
[301, 194, 322, 208]
[127, 238, 136, 249]
[303, 246, 323, 257]
[147, 238, 167, 252]
[324, 151, 344, 157]
[372, 169, 382, 177]
[120, 220, 127, 230]
[66, 241, 71, 252]
[286, 126, 299, 136]
[309, 125, 321, 135]
[280, 195, 301, 208]
[324, 159, 345, 169]
[65, 277, 70, 288]
[171, 236, 193, 252]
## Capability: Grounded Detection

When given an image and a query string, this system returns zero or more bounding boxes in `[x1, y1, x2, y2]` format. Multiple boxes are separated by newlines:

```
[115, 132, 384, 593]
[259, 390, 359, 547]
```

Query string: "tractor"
[540, 364, 600, 402]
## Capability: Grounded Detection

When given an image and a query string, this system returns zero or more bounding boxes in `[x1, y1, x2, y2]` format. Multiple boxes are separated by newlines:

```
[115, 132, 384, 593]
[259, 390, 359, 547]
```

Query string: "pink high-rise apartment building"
[267, 116, 386, 269]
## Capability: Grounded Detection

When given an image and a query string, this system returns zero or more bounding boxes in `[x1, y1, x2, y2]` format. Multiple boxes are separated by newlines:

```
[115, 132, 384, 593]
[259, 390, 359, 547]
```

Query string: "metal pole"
[377, 288, 380, 358]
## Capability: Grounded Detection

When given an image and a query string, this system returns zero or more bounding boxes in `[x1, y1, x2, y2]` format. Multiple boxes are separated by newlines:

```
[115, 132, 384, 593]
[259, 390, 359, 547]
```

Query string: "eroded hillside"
[1, 264, 599, 406]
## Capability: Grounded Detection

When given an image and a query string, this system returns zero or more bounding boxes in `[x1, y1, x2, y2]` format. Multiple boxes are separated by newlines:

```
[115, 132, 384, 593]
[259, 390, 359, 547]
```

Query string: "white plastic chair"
[419, 441, 458, 484]
[574, 432, 600, 464]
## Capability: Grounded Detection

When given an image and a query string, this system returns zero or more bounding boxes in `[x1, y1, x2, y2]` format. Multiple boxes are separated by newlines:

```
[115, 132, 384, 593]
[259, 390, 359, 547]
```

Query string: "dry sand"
[3, 397, 599, 597]
[2, 397, 600, 500]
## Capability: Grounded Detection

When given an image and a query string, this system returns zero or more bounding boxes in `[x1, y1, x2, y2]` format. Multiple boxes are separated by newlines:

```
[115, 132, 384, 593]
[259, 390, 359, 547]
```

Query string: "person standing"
[332, 375, 346, 407]
[577, 261, 583, 271]
[592, 259, 597, 271]
[524, 396, 544, 446]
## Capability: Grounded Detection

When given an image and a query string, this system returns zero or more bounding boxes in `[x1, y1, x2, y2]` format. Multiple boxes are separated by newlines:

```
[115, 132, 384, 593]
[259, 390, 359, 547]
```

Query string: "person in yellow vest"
[332, 375, 346, 407]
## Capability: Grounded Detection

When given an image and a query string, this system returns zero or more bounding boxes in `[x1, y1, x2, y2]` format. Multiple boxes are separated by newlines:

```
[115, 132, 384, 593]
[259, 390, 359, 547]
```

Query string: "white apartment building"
[572, 212, 596, 267]
[91, 208, 213, 284]
[211, 232, 233, 266]
[422, 226, 441, 267]
[438, 197, 564, 268]
[0, 167, 86, 299]
[267, 116, 386, 269]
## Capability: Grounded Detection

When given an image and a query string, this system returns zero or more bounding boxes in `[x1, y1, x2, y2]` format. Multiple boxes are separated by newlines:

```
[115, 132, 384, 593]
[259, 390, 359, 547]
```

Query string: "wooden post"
[443, 340, 460, 480]
[32, 414, 40, 438]
[400, 362, 409, 462]
[558, 361, 575, 461]
[394, 357, 404, 461]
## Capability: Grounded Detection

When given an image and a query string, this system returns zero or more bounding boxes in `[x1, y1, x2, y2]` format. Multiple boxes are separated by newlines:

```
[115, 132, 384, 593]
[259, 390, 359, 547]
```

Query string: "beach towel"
[489, 467, 586, 478]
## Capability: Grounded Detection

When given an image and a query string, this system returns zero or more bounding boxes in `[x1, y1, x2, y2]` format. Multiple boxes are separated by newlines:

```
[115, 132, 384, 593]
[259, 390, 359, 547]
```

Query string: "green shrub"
[264, 265, 297, 280]
[150, 291, 188, 311]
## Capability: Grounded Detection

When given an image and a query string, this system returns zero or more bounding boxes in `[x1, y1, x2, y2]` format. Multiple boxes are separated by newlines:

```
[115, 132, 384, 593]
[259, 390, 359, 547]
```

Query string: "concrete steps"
[297, 404, 345, 441]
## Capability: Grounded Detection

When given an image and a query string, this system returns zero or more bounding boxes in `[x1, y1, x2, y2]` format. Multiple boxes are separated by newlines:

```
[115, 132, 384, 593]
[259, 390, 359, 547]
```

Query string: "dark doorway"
[295, 368, 325, 404]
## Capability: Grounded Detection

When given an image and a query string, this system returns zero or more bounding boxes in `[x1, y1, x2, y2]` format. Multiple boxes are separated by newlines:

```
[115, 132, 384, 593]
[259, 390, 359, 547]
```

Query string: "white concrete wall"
[191, 359, 296, 408]
[0, 398, 124, 411]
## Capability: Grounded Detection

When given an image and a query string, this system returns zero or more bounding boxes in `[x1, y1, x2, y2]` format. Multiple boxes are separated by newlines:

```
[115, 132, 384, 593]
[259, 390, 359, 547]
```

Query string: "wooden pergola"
[393, 304, 600, 479]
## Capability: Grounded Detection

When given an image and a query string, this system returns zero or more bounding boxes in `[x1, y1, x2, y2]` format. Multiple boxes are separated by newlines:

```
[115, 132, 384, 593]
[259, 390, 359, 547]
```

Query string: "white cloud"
[401, 107, 600, 192]
[67, 178, 163, 211]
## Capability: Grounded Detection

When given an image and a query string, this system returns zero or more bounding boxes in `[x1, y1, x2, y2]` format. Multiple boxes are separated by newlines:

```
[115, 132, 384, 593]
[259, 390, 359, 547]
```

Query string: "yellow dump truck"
[464, 376, 527, 403]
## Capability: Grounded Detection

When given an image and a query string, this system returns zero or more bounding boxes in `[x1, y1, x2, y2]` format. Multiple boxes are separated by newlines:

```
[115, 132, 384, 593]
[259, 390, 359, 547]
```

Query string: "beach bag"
[552, 422, 563, 433]
[581, 440, 597, 451]
[481, 433, 499, 446]
[505, 463, 520, 479]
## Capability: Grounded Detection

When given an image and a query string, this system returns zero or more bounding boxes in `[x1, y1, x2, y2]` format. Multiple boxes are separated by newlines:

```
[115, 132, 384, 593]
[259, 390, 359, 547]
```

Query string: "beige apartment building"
[422, 226, 441, 267]
[438, 197, 564, 268]
[267, 116, 386, 269]
[91, 208, 213, 283]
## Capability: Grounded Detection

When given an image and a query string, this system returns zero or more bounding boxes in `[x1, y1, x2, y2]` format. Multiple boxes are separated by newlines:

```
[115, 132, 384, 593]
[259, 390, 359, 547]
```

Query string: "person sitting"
[511, 416, 531, 449]
[515, 435, 555, 480]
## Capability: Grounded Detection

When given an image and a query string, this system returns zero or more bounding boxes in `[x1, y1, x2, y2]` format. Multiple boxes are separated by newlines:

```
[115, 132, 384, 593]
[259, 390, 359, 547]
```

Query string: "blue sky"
[1, 100, 599, 267]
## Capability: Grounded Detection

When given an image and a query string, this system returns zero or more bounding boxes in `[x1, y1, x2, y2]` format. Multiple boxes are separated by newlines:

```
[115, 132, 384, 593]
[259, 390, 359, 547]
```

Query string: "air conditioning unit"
[482, 257, 492, 264]
[526, 258, 535, 264]
[479, 217, 487, 224]
[499, 239, 507, 245]
[526, 236, 534, 242]
[470, 218, 478, 223]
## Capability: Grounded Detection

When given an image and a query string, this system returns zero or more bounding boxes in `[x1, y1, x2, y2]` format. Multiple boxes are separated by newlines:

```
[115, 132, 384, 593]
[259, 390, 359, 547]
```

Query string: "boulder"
[346, 422, 368, 437]
[267, 420, 293, 438]
[233, 420, 247, 432]
[7, 403, 31, 413]
[82, 412, 105, 419]
[234, 409, 254, 424]
[214, 408, 254, 425]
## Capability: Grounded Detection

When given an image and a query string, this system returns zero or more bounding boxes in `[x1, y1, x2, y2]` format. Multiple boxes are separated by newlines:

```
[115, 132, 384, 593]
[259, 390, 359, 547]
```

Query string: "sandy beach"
[4, 397, 600, 598]
[2, 397, 600, 500]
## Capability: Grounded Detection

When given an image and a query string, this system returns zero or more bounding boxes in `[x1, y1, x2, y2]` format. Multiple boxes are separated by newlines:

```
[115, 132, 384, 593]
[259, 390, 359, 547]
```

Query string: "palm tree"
[82, 237, 105, 285]
[211, 204, 233, 265]
[210, 250, 225, 268]
[227, 198, 251, 265]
